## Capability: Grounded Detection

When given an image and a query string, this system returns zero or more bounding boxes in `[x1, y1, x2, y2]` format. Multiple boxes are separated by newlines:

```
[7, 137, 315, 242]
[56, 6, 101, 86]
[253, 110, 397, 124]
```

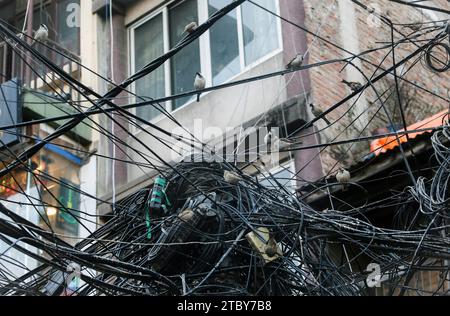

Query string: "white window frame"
[259, 160, 297, 193]
[128, 0, 283, 133]
[128, 7, 171, 121]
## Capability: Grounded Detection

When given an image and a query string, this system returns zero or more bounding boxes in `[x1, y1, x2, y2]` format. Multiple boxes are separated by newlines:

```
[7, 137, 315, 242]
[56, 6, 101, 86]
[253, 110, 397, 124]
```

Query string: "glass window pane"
[169, 0, 200, 109]
[134, 13, 165, 121]
[241, 0, 279, 65]
[260, 166, 294, 192]
[209, 0, 240, 85]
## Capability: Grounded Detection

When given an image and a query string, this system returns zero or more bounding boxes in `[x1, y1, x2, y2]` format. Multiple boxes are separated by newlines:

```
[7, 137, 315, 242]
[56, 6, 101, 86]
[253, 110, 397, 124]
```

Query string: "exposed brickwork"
[302, 0, 450, 174]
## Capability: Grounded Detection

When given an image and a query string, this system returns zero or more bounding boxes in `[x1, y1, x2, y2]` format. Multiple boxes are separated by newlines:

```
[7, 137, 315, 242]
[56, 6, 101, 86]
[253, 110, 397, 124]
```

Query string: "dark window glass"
[134, 13, 165, 121]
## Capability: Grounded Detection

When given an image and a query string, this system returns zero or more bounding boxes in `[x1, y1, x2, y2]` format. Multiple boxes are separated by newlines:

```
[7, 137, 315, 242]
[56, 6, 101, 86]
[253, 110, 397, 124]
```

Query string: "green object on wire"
[145, 209, 152, 239]
[145, 176, 171, 240]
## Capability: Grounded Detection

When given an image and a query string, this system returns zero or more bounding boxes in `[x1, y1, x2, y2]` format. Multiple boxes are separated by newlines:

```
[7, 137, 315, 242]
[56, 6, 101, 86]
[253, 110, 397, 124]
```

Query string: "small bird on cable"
[341, 79, 363, 92]
[310, 103, 331, 125]
[33, 24, 49, 46]
[224, 170, 242, 184]
[405, 22, 422, 32]
[265, 236, 279, 258]
[265, 132, 295, 151]
[336, 168, 351, 191]
[264, 131, 279, 145]
[194, 72, 206, 102]
[264, 132, 301, 150]
[286, 54, 304, 70]
[274, 138, 298, 151]
[183, 22, 198, 35]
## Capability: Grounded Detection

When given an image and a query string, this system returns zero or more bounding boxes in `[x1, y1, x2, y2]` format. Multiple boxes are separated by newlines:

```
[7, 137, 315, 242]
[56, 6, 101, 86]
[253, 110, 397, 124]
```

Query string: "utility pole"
[25, 0, 34, 85]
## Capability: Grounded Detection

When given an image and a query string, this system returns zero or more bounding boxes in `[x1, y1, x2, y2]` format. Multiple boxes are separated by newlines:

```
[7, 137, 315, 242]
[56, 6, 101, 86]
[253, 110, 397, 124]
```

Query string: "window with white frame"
[259, 162, 297, 193]
[129, 0, 281, 122]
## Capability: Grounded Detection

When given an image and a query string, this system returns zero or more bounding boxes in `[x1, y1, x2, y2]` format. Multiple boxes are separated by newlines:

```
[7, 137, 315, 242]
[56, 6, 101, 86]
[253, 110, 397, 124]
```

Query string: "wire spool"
[424, 42, 450, 73]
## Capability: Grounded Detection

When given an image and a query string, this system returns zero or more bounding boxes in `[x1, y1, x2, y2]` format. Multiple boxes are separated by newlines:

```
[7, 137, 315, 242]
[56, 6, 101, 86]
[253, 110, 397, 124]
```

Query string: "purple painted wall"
[280, 0, 323, 189]
[279, 0, 311, 99]
[293, 126, 324, 190]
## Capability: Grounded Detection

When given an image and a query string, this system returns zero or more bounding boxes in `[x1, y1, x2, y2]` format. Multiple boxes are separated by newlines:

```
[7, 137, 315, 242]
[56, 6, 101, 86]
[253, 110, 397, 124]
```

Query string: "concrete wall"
[126, 52, 287, 182]
[125, 0, 163, 25]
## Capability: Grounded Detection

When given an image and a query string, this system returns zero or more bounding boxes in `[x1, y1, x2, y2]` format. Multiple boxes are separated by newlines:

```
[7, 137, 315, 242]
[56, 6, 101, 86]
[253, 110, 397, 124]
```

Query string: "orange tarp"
[370, 110, 449, 156]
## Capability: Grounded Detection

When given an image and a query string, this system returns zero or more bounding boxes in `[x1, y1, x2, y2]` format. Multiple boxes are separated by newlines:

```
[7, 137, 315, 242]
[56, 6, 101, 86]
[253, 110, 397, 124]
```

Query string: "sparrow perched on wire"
[265, 132, 296, 151]
[183, 22, 198, 34]
[405, 23, 422, 32]
[336, 168, 351, 191]
[274, 138, 299, 151]
[265, 236, 279, 258]
[194, 72, 206, 102]
[224, 170, 242, 184]
[33, 24, 49, 46]
[310, 103, 331, 125]
[286, 54, 304, 70]
[341, 80, 363, 92]
[264, 131, 279, 145]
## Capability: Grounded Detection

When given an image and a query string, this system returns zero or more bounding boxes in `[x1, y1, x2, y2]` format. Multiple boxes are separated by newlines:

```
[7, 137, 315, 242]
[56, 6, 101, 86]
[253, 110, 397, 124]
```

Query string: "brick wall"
[302, 0, 450, 174]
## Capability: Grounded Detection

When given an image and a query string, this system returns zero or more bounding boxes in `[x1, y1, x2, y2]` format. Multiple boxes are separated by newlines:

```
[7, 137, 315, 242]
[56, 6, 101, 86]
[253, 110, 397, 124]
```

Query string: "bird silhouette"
[33, 24, 49, 46]
[310, 103, 331, 125]
[194, 72, 206, 102]
[183, 22, 198, 35]
[286, 54, 304, 70]
[224, 170, 242, 184]
[336, 168, 351, 191]
[342, 80, 363, 92]
[265, 237, 279, 258]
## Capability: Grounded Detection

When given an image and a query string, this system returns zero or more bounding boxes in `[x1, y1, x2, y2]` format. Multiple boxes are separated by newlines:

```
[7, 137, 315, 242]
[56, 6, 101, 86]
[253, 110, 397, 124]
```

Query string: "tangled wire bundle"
[1, 140, 450, 296]
[2, 0, 450, 297]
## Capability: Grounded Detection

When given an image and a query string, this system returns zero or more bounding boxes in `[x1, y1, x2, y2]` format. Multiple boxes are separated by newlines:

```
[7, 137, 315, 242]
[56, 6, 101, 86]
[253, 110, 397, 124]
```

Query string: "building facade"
[0, 0, 98, 278]
[94, 0, 321, 217]
[2, 0, 449, 239]
[94, 0, 450, 216]
[1, 0, 449, 295]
